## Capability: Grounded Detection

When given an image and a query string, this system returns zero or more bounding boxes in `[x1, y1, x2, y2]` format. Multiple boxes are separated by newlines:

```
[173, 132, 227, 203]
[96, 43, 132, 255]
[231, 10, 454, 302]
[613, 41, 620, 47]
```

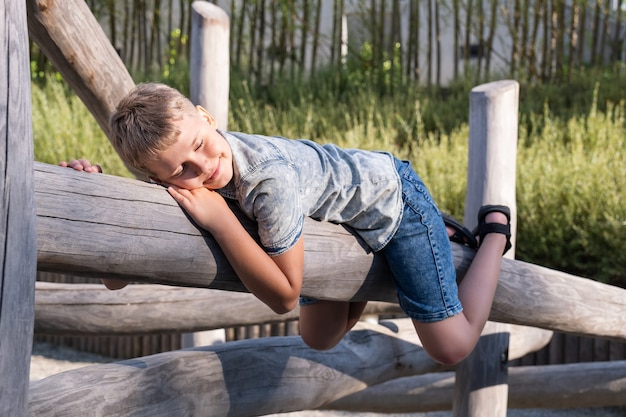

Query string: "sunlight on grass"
[31, 79, 132, 177]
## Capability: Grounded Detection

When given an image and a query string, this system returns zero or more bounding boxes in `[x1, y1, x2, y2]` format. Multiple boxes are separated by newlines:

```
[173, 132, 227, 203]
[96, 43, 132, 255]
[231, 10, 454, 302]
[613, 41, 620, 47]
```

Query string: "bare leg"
[299, 300, 367, 350]
[415, 211, 508, 365]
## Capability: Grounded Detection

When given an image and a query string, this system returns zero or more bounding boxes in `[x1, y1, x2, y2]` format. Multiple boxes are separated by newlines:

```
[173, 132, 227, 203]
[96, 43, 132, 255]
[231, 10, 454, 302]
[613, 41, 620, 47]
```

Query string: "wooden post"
[190, 1, 230, 130]
[186, 1, 231, 348]
[0, 1, 38, 416]
[453, 80, 520, 416]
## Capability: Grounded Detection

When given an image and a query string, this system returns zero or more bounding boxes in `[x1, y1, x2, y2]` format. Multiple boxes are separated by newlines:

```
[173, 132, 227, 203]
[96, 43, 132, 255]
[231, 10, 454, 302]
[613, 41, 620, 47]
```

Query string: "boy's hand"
[59, 159, 102, 173]
[167, 185, 231, 232]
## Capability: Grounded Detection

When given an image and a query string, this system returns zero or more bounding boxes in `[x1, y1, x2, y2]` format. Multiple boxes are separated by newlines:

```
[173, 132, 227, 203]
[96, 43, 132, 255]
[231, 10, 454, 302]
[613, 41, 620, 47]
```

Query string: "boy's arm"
[168, 186, 303, 314]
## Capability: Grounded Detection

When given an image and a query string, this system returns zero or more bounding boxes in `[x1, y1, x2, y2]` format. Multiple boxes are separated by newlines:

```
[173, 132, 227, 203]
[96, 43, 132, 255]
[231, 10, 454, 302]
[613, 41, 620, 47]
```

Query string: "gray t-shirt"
[216, 131, 403, 255]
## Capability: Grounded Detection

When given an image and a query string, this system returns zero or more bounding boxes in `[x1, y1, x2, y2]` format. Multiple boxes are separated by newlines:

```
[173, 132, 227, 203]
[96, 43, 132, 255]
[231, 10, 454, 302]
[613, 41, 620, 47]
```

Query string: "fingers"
[59, 159, 102, 173]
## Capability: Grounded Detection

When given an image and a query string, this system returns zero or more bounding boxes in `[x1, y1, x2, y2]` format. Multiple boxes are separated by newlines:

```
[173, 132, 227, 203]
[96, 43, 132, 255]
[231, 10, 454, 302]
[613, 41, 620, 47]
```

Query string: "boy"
[62, 82, 510, 365]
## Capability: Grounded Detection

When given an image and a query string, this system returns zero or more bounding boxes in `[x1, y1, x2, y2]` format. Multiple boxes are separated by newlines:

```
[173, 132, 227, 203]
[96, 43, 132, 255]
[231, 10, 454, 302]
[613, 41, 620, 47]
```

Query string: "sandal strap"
[474, 205, 512, 255]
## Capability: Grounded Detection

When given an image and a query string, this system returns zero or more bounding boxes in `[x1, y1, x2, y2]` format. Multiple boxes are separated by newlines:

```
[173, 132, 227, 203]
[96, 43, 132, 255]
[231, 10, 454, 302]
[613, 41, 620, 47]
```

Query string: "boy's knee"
[428, 348, 470, 366]
[301, 332, 342, 351]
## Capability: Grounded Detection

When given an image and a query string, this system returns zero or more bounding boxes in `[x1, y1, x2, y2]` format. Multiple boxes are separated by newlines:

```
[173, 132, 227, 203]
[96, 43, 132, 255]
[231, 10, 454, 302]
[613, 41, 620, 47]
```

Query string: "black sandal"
[473, 205, 512, 255]
[442, 213, 478, 249]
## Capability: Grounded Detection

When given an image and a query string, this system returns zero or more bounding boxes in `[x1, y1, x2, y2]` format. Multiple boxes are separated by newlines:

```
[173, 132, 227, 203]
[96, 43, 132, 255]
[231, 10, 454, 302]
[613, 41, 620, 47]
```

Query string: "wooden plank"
[0, 1, 38, 416]
[323, 361, 626, 413]
[33, 162, 626, 342]
[27, 320, 551, 417]
[593, 337, 610, 362]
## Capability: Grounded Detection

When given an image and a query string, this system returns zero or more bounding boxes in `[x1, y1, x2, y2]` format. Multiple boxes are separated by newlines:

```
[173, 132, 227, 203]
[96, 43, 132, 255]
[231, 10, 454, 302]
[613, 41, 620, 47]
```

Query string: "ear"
[195, 105, 218, 128]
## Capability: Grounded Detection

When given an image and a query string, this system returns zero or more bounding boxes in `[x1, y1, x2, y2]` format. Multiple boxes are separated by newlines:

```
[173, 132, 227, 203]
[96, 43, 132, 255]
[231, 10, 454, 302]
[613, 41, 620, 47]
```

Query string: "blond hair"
[109, 83, 197, 175]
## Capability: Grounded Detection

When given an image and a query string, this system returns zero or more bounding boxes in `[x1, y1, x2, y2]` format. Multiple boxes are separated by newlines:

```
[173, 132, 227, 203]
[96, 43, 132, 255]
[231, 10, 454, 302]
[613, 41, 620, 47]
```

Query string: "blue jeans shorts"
[380, 159, 462, 322]
[301, 159, 462, 323]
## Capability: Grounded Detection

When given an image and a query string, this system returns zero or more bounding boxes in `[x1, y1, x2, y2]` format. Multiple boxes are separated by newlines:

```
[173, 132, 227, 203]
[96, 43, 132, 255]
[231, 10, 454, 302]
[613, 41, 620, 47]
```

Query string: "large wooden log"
[25, 0, 134, 140]
[324, 361, 626, 412]
[34, 162, 626, 342]
[34, 282, 403, 335]
[0, 1, 38, 416]
[27, 320, 552, 417]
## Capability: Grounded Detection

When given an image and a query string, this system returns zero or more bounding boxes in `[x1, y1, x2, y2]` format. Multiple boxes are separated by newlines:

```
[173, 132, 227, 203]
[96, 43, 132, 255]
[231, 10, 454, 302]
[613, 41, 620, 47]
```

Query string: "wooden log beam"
[1, 0, 38, 415]
[34, 282, 403, 335]
[34, 162, 626, 342]
[324, 361, 626, 412]
[27, 320, 551, 417]
[25, 0, 134, 140]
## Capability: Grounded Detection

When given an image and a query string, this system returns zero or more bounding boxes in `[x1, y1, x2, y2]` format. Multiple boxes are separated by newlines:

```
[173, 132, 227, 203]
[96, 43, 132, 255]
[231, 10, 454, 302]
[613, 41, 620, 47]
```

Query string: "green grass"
[31, 79, 132, 177]
[31, 72, 626, 287]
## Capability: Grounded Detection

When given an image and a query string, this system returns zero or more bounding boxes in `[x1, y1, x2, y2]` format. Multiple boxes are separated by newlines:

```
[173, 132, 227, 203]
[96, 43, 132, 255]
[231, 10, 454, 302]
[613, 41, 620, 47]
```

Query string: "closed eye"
[195, 139, 203, 151]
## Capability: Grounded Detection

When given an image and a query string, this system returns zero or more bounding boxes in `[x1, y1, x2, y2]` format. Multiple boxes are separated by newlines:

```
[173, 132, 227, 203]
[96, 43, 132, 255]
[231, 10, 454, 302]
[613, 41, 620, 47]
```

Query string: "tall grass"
[31, 73, 625, 287]
[31, 79, 131, 177]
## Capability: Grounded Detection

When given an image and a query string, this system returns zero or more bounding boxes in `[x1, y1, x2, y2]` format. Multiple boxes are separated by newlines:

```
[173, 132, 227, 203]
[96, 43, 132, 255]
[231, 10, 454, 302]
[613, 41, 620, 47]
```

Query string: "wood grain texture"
[26, 0, 135, 137]
[323, 360, 626, 412]
[34, 282, 403, 335]
[27, 320, 550, 417]
[28, 319, 440, 417]
[455, 79, 520, 417]
[35, 162, 626, 342]
[1, 1, 38, 416]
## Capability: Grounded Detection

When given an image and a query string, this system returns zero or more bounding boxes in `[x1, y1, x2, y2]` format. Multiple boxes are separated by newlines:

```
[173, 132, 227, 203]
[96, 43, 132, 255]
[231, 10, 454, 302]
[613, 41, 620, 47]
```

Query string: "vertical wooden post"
[185, 1, 231, 348]
[453, 80, 519, 416]
[0, 1, 38, 416]
[190, 1, 230, 130]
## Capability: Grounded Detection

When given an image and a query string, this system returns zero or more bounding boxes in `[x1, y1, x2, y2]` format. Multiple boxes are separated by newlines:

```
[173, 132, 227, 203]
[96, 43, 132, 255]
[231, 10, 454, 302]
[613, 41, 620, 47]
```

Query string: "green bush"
[517, 95, 625, 286]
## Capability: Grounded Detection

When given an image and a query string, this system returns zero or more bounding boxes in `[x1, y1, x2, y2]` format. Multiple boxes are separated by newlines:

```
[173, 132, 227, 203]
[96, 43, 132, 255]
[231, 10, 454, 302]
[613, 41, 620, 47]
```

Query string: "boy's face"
[147, 106, 233, 190]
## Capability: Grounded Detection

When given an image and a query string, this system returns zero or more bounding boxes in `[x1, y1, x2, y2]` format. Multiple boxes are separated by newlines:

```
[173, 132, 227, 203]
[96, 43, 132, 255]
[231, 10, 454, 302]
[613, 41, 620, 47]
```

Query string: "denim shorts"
[300, 159, 462, 323]
[380, 159, 462, 322]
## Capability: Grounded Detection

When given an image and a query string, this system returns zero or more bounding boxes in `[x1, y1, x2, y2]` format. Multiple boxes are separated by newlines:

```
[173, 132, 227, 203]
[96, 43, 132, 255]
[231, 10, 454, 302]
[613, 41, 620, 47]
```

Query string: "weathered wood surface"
[190, 1, 230, 129]
[34, 162, 626, 342]
[26, 0, 134, 139]
[34, 282, 403, 335]
[27, 320, 552, 417]
[323, 360, 626, 412]
[455, 79, 520, 417]
[1, 1, 38, 416]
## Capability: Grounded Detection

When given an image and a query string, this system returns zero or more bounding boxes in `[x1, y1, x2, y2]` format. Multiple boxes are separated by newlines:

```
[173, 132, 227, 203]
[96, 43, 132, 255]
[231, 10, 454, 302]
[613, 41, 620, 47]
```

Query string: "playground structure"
[1, 1, 625, 416]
